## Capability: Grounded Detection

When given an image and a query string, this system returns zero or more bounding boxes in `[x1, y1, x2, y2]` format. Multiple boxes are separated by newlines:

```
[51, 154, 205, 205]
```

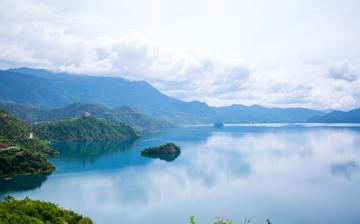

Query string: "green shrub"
[0, 196, 93, 224]
[189, 216, 272, 224]
[190, 216, 196, 224]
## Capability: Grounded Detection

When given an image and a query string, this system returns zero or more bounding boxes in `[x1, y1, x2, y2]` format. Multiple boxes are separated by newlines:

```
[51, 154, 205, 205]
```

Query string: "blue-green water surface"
[1, 125, 360, 224]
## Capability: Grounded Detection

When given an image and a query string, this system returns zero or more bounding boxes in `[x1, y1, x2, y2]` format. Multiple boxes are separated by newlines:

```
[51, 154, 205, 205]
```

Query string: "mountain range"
[1, 67, 359, 123]
[309, 108, 360, 123]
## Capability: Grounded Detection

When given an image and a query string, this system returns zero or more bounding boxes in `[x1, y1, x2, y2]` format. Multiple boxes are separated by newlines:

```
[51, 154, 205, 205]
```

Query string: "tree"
[3, 195, 14, 203]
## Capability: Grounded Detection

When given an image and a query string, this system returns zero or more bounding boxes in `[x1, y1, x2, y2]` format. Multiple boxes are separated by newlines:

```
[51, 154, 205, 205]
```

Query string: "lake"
[1, 124, 360, 224]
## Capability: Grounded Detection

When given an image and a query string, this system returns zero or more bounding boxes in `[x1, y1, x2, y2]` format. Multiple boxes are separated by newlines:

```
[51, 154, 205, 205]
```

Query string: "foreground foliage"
[0, 109, 55, 177]
[0, 195, 92, 224]
[189, 216, 272, 224]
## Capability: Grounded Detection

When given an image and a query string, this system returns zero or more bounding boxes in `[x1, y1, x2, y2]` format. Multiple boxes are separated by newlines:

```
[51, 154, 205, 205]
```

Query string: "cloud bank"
[0, 0, 360, 110]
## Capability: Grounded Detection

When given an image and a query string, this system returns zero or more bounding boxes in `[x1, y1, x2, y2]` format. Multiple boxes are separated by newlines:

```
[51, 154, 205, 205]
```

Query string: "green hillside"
[31, 115, 139, 143]
[0, 103, 47, 124]
[0, 196, 92, 224]
[0, 109, 55, 177]
[0, 102, 174, 131]
[48, 103, 174, 131]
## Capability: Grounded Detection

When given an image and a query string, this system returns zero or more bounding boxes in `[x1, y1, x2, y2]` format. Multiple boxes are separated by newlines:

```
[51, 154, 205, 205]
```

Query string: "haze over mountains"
[309, 108, 360, 123]
[1, 67, 359, 124]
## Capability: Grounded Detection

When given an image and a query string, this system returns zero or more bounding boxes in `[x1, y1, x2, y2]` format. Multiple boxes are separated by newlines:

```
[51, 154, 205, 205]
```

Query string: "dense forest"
[31, 115, 139, 143]
[0, 109, 55, 177]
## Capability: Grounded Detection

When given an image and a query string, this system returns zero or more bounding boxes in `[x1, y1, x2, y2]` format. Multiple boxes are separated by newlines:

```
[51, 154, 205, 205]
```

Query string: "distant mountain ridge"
[309, 108, 360, 123]
[0, 67, 330, 123]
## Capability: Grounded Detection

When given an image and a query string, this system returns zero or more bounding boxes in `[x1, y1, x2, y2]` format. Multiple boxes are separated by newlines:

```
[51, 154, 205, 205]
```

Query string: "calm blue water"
[1, 125, 360, 224]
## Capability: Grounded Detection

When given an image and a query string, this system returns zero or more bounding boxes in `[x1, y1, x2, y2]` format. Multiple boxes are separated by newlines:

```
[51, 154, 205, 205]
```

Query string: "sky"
[0, 0, 360, 110]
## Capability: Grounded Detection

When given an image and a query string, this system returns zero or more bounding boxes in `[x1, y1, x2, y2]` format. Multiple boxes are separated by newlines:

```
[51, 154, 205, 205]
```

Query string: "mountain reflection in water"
[1, 125, 360, 224]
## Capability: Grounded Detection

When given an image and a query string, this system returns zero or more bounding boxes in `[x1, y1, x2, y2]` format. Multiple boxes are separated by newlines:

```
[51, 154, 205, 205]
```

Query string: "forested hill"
[0, 102, 174, 131]
[0, 109, 55, 177]
[31, 115, 139, 143]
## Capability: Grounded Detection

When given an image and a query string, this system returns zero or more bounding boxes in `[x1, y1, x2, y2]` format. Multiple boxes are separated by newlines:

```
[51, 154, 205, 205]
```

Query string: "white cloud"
[327, 61, 359, 82]
[0, 0, 360, 110]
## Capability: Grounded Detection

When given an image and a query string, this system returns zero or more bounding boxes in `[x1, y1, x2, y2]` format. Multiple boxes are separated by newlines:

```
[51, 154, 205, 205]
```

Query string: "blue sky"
[0, 0, 360, 110]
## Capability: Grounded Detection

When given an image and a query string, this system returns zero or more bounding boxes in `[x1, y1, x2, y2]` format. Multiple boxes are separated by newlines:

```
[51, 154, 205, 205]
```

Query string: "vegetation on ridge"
[0, 102, 174, 131]
[0, 109, 55, 177]
[31, 115, 139, 143]
[189, 216, 272, 224]
[0, 195, 92, 224]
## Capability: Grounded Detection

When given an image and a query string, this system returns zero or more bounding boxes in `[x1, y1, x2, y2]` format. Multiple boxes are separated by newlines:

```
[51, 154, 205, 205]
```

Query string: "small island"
[213, 123, 224, 128]
[141, 143, 181, 162]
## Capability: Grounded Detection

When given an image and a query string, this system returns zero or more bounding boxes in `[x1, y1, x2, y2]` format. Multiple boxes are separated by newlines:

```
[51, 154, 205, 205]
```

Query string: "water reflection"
[52, 140, 136, 163]
[331, 161, 360, 178]
[0, 174, 49, 194]
[2, 126, 360, 224]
